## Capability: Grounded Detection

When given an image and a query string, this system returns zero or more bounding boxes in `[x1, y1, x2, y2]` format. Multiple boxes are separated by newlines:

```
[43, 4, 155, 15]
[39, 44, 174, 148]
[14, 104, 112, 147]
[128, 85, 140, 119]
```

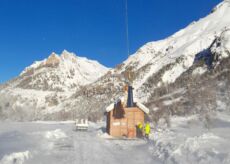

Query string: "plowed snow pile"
[150, 114, 230, 164]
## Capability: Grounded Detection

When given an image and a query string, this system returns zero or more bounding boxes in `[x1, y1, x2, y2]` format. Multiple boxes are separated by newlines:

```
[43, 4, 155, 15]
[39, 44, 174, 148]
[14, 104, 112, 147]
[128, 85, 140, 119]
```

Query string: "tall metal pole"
[125, 0, 130, 58]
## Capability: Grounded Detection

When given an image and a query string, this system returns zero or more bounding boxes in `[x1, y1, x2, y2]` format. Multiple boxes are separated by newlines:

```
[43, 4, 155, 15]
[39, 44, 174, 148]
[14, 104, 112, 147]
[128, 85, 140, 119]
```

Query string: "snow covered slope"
[150, 114, 230, 164]
[112, 0, 230, 101]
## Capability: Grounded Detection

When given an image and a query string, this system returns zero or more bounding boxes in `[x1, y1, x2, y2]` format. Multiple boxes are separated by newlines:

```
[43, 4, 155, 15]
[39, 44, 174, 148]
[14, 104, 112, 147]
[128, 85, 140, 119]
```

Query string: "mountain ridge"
[4, 50, 109, 92]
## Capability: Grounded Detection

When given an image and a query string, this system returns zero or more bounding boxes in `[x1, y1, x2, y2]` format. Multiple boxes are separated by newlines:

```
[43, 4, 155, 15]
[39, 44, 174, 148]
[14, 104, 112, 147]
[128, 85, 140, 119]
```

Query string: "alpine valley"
[0, 0, 230, 122]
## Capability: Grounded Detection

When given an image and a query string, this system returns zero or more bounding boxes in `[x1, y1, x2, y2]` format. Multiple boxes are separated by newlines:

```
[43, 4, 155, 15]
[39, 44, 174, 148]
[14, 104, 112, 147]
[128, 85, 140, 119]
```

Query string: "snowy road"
[1, 115, 230, 164]
[0, 122, 161, 164]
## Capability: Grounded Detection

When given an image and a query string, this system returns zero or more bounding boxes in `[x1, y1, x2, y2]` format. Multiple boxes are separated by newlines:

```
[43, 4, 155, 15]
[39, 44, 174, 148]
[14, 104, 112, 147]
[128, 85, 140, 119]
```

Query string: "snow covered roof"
[136, 102, 149, 114]
[105, 103, 114, 113]
[105, 97, 149, 114]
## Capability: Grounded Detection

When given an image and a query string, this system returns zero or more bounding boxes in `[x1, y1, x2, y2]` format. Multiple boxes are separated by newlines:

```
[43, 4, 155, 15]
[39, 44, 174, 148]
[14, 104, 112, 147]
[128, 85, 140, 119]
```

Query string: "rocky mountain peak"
[60, 50, 78, 63]
[45, 52, 61, 66]
[7, 50, 109, 92]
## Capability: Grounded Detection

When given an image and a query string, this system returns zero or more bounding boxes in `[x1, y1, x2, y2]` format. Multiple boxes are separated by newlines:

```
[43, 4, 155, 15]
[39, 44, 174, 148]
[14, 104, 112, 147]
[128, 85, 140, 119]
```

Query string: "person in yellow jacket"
[136, 122, 143, 138]
[144, 122, 151, 139]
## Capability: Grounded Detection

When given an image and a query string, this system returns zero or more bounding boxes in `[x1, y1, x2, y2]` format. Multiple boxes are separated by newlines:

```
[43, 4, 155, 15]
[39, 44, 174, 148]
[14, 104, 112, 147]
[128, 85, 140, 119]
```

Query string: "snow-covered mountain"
[70, 0, 230, 120]
[1, 0, 230, 121]
[6, 50, 109, 91]
[0, 50, 109, 120]
[114, 0, 230, 101]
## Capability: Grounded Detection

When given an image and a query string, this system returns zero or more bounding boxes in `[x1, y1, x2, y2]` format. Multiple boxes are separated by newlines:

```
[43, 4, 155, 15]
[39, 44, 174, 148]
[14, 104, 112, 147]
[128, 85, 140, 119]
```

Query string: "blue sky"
[0, 0, 222, 83]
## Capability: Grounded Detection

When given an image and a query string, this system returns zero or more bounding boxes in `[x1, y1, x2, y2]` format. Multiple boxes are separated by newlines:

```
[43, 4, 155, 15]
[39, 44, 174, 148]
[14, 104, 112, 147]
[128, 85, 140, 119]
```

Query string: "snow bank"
[0, 151, 31, 164]
[98, 132, 113, 139]
[171, 133, 226, 164]
[45, 129, 67, 139]
[150, 115, 230, 164]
